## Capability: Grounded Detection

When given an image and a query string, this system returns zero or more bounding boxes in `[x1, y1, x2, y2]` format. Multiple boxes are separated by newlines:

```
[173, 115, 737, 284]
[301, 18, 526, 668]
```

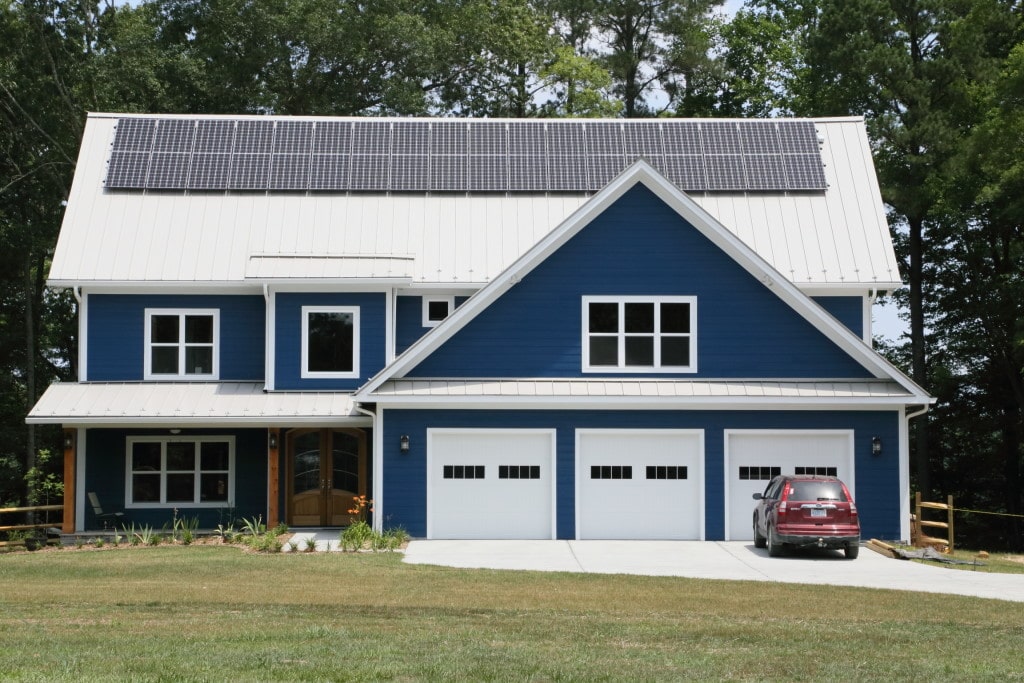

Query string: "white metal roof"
[369, 378, 916, 407]
[26, 382, 363, 426]
[49, 113, 901, 291]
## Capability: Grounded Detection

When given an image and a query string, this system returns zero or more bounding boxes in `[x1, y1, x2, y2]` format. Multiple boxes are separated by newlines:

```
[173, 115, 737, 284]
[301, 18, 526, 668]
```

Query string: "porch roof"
[26, 382, 362, 426]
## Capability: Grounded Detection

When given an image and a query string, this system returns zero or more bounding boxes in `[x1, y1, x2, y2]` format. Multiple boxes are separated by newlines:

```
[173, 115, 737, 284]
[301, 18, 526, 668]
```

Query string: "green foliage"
[339, 521, 374, 552]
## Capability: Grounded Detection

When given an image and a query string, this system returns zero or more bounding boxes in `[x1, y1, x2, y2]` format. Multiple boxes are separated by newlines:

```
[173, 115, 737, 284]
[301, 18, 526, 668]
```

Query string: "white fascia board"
[24, 416, 373, 427]
[58, 282, 263, 295]
[358, 160, 932, 403]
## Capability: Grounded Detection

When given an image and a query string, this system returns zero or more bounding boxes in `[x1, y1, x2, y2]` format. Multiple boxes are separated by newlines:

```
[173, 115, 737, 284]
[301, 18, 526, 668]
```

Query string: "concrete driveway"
[403, 540, 1024, 603]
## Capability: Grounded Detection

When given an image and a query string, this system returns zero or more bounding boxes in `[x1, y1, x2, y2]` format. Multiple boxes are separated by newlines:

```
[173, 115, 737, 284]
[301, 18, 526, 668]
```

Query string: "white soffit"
[26, 382, 361, 425]
[50, 114, 900, 290]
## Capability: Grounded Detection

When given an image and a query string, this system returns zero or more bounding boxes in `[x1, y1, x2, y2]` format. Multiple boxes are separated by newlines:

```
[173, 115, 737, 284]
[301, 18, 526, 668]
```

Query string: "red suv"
[752, 475, 860, 559]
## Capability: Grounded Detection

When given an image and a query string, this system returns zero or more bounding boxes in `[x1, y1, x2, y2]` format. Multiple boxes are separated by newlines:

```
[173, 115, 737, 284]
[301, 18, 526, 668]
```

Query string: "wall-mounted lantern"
[871, 436, 882, 456]
[400, 434, 410, 454]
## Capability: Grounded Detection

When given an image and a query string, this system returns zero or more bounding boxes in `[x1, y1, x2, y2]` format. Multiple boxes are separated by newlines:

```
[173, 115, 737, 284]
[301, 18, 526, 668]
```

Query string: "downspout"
[901, 403, 930, 543]
[262, 283, 273, 391]
[865, 288, 878, 345]
[354, 402, 383, 532]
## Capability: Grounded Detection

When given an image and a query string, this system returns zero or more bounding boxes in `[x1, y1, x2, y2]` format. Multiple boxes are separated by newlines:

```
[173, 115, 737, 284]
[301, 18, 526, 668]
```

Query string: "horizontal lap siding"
[409, 186, 871, 379]
[87, 294, 265, 381]
[395, 295, 471, 355]
[274, 292, 386, 390]
[83, 428, 267, 530]
[813, 296, 864, 338]
[382, 409, 900, 540]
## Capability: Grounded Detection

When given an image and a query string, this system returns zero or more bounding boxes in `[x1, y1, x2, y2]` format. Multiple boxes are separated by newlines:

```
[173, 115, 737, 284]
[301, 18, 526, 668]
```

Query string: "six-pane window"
[127, 438, 232, 507]
[583, 297, 695, 371]
[302, 306, 360, 378]
[145, 309, 218, 379]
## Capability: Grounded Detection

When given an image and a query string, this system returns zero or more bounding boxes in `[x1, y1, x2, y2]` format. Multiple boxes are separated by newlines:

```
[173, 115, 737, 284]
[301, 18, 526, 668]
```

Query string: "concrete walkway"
[403, 540, 1024, 603]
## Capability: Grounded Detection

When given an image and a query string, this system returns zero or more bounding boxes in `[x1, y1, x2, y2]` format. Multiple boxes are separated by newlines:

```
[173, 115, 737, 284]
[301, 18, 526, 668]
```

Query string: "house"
[28, 113, 932, 542]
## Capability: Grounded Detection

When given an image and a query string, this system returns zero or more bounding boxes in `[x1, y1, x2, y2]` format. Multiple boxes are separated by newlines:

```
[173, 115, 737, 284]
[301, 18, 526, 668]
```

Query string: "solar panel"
[187, 153, 232, 190]
[429, 155, 465, 191]
[230, 153, 270, 190]
[391, 154, 430, 191]
[268, 153, 311, 190]
[147, 152, 191, 189]
[112, 118, 156, 151]
[699, 122, 743, 155]
[623, 122, 663, 158]
[105, 117, 827, 193]
[662, 123, 702, 155]
[105, 151, 151, 188]
[660, 155, 707, 191]
[309, 153, 348, 190]
[194, 120, 236, 154]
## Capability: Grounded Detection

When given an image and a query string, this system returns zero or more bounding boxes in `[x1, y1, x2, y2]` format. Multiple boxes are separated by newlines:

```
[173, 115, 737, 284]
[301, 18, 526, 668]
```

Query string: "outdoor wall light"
[63, 431, 75, 451]
[400, 434, 410, 453]
[268, 431, 278, 450]
[871, 436, 882, 456]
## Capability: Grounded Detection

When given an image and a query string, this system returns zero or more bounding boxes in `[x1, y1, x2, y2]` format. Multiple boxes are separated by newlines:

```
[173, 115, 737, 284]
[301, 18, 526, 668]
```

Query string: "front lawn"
[1, 547, 1022, 681]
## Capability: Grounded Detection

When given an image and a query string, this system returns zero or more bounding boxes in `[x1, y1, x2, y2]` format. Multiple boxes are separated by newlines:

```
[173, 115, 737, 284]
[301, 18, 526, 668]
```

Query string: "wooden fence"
[0, 504, 65, 539]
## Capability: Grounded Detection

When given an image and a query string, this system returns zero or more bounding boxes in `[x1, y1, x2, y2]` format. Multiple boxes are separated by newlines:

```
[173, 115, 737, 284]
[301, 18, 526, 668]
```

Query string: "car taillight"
[778, 501, 787, 517]
[850, 502, 858, 517]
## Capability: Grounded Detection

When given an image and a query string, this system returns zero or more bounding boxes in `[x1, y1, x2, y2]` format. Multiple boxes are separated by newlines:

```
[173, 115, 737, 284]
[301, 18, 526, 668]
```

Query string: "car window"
[788, 481, 848, 502]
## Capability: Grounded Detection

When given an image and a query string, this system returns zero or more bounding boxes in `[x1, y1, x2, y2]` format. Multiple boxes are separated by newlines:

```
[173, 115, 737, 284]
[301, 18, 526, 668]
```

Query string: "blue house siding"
[83, 427, 267, 529]
[395, 295, 470, 355]
[86, 294, 265, 381]
[381, 408, 900, 541]
[274, 292, 386, 390]
[409, 186, 872, 379]
[813, 296, 864, 338]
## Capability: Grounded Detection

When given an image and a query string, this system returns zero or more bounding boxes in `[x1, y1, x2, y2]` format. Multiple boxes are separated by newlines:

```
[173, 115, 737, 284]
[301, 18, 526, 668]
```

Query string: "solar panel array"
[105, 118, 826, 193]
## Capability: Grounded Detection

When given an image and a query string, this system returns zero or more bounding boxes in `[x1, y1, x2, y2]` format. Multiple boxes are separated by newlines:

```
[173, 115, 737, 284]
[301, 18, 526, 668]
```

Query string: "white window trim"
[301, 305, 360, 379]
[143, 308, 220, 380]
[422, 296, 454, 328]
[124, 436, 235, 509]
[581, 295, 697, 373]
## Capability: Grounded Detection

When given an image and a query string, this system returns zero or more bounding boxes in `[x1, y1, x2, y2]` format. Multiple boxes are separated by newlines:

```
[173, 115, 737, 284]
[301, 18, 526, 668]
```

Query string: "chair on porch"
[87, 492, 125, 530]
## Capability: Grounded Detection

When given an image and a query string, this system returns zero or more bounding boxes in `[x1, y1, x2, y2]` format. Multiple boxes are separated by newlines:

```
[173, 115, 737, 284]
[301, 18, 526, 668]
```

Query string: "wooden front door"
[287, 429, 366, 526]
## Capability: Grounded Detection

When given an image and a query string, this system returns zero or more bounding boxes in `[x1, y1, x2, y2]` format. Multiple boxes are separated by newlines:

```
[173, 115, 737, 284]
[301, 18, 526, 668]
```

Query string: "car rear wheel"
[753, 518, 767, 548]
[845, 543, 860, 559]
[767, 527, 783, 557]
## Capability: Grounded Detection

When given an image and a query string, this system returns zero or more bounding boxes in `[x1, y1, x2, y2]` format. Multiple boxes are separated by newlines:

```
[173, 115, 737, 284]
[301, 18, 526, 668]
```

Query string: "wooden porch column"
[62, 428, 76, 533]
[267, 428, 280, 528]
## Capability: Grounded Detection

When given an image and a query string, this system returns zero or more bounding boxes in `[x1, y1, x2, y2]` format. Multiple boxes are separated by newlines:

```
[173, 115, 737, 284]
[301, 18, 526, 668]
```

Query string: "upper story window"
[582, 296, 696, 373]
[302, 306, 360, 379]
[126, 436, 233, 508]
[422, 296, 454, 328]
[144, 309, 219, 380]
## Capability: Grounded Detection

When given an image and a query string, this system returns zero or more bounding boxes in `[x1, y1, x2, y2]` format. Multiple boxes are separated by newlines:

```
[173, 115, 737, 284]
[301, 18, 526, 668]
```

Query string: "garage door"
[725, 431, 854, 541]
[577, 430, 703, 540]
[427, 429, 555, 539]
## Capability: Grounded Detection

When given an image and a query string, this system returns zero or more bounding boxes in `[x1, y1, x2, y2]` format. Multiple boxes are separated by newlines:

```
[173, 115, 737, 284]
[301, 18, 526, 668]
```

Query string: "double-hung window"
[144, 309, 219, 379]
[126, 437, 233, 507]
[301, 306, 360, 379]
[582, 296, 696, 372]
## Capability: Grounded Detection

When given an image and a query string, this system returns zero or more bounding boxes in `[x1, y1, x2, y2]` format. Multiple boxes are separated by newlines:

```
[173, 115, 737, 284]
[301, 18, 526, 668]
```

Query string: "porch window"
[126, 437, 234, 507]
[144, 309, 219, 379]
[582, 296, 696, 372]
[301, 306, 360, 378]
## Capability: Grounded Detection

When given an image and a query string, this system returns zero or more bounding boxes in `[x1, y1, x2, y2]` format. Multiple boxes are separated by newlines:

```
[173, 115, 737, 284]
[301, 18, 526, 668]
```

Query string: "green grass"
[1, 547, 1023, 681]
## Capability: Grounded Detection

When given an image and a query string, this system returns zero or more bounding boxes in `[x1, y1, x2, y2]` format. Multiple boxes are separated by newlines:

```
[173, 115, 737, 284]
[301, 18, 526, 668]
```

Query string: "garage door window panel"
[646, 465, 688, 479]
[499, 465, 540, 479]
[583, 296, 696, 372]
[442, 465, 485, 479]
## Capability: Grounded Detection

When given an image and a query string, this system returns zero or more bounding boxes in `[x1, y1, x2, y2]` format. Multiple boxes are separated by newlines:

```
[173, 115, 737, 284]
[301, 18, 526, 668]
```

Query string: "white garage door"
[428, 429, 555, 539]
[577, 430, 703, 540]
[725, 431, 854, 541]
